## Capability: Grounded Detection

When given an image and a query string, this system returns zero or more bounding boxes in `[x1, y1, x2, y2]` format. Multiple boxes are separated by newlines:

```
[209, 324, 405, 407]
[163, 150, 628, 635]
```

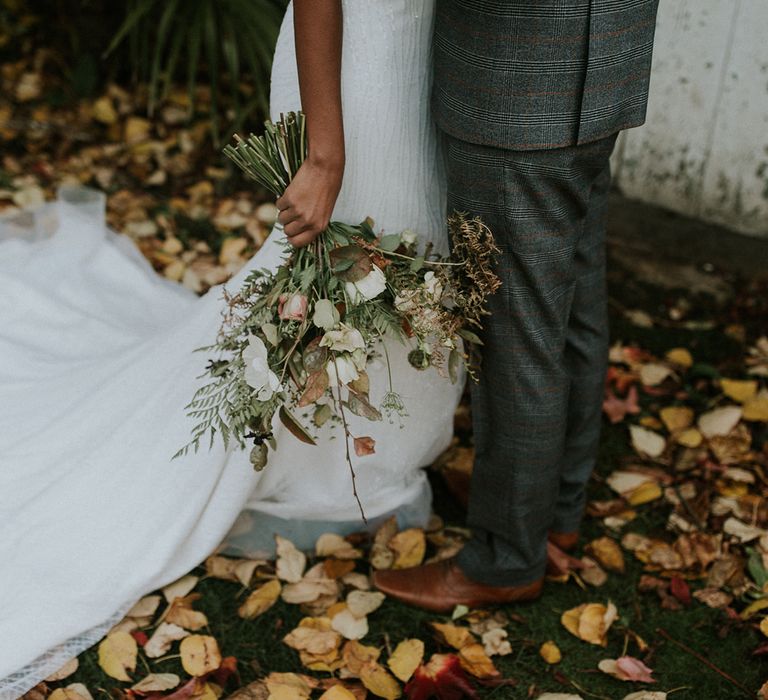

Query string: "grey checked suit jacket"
[433, 0, 660, 150]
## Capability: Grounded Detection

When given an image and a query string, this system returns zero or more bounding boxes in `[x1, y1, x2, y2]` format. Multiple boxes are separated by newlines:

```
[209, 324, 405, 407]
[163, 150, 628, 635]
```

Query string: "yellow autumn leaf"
[238, 579, 281, 619]
[743, 394, 768, 422]
[131, 674, 181, 693]
[388, 528, 426, 569]
[539, 641, 562, 664]
[430, 622, 475, 650]
[49, 686, 93, 700]
[180, 635, 222, 677]
[676, 427, 703, 447]
[720, 378, 758, 403]
[627, 481, 663, 506]
[458, 643, 499, 679]
[760, 617, 768, 638]
[164, 593, 208, 631]
[561, 602, 618, 647]
[342, 639, 381, 676]
[659, 406, 694, 433]
[666, 347, 693, 368]
[584, 537, 625, 574]
[387, 639, 424, 682]
[359, 662, 402, 699]
[265, 672, 314, 699]
[740, 598, 768, 620]
[318, 686, 359, 700]
[97, 631, 137, 681]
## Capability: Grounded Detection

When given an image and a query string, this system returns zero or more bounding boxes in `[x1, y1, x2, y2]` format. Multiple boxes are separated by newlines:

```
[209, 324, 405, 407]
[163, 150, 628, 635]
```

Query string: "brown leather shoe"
[372, 557, 543, 613]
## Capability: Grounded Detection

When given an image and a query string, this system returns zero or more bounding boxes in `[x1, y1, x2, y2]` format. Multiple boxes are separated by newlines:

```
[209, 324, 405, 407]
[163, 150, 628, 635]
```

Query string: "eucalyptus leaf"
[329, 246, 372, 282]
[378, 234, 402, 252]
[458, 328, 483, 346]
[346, 392, 383, 422]
[279, 406, 316, 445]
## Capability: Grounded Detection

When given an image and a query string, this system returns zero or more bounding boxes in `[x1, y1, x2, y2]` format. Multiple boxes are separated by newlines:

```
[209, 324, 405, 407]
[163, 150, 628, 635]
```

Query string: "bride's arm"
[276, 0, 345, 248]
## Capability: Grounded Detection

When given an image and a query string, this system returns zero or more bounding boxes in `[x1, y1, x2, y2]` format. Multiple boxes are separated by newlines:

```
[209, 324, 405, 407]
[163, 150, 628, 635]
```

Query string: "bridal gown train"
[0, 0, 460, 694]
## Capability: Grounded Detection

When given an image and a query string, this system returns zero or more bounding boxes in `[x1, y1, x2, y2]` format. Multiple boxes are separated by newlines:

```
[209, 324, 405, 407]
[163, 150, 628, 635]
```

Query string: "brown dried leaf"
[387, 639, 424, 682]
[97, 631, 137, 681]
[457, 643, 500, 679]
[560, 602, 618, 647]
[276, 535, 307, 583]
[144, 622, 189, 658]
[179, 635, 222, 677]
[585, 537, 625, 574]
[359, 662, 402, 699]
[239, 579, 282, 619]
[388, 528, 426, 569]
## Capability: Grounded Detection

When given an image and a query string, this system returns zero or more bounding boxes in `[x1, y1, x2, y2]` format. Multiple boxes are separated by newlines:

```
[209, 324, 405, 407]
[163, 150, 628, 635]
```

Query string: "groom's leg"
[443, 133, 617, 586]
[551, 161, 613, 535]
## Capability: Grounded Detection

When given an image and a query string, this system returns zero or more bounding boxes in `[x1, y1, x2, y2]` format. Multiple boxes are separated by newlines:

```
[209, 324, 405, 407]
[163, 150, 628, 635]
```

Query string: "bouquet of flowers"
[178, 112, 499, 515]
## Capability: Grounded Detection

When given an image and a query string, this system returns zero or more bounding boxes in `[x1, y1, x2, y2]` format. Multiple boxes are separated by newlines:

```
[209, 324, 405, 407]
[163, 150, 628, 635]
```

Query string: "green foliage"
[107, 0, 287, 144]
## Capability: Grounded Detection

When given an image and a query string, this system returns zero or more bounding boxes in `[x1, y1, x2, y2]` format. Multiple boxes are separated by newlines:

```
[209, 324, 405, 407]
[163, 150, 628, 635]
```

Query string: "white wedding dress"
[0, 0, 458, 695]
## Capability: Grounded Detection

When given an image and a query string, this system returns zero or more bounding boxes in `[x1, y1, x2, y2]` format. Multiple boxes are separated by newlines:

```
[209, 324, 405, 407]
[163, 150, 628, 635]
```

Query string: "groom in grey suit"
[375, 0, 660, 610]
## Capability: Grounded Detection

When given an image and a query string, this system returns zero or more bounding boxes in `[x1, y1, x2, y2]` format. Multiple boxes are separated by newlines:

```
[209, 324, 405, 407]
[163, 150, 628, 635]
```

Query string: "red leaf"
[602, 385, 640, 424]
[405, 654, 478, 700]
[669, 576, 691, 605]
[131, 630, 149, 647]
[354, 436, 376, 457]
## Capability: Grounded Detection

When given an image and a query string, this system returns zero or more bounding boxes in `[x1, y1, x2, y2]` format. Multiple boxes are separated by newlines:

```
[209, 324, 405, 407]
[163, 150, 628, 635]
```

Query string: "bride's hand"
[276, 155, 344, 248]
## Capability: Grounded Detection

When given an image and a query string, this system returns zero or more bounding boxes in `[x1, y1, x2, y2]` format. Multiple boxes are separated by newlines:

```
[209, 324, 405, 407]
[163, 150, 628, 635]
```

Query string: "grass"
[55, 255, 768, 700]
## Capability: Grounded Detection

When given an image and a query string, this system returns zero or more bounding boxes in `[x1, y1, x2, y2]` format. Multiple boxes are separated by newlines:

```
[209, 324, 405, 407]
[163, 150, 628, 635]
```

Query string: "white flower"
[422, 271, 443, 302]
[345, 265, 387, 304]
[326, 354, 360, 386]
[400, 229, 417, 246]
[312, 299, 340, 331]
[242, 334, 282, 401]
[320, 323, 366, 353]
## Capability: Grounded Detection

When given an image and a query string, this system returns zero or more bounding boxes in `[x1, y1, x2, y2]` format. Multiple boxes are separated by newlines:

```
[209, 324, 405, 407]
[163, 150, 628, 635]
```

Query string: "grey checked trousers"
[444, 132, 619, 586]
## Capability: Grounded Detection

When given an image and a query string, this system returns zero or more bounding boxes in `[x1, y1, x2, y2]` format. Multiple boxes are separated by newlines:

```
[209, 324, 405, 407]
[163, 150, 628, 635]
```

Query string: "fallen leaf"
[265, 673, 315, 699]
[359, 662, 402, 699]
[430, 622, 475, 650]
[282, 577, 338, 605]
[665, 347, 693, 367]
[639, 363, 673, 386]
[721, 378, 758, 403]
[131, 673, 181, 692]
[458, 643, 499, 679]
[126, 595, 162, 620]
[698, 406, 742, 438]
[603, 386, 641, 424]
[205, 556, 264, 587]
[584, 537, 625, 574]
[316, 533, 362, 559]
[276, 536, 307, 583]
[238, 579, 282, 619]
[629, 425, 666, 458]
[284, 618, 342, 655]
[743, 393, 768, 422]
[44, 658, 78, 682]
[180, 635, 222, 677]
[144, 622, 189, 658]
[318, 686, 359, 700]
[331, 607, 369, 640]
[164, 593, 208, 631]
[659, 406, 694, 433]
[539, 641, 562, 664]
[388, 528, 426, 569]
[561, 602, 618, 647]
[162, 574, 199, 603]
[692, 587, 733, 608]
[481, 628, 511, 657]
[761, 617, 768, 637]
[347, 590, 385, 618]
[342, 640, 381, 677]
[598, 656, 655, 683]
[675, 428, 703, 447]
[370, 517, 398, 570]
[387, 639, 424, 682]
[97, 631, 137, 681]
[48, 685, 93, 700]
[621, 693, 667, 700]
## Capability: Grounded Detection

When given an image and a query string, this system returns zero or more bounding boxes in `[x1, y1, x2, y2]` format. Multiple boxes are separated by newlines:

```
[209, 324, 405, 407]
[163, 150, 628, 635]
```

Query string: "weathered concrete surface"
[611, 0, 768, 239]
[607, 192, 768, 280]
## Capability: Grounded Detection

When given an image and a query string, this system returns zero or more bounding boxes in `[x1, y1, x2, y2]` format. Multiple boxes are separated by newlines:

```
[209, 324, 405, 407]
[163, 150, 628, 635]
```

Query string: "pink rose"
[278, 292, 308, 321]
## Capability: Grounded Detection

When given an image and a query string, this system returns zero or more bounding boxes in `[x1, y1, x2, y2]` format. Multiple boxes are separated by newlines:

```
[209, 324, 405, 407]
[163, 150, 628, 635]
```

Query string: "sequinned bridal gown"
[0, 0, 458, 695]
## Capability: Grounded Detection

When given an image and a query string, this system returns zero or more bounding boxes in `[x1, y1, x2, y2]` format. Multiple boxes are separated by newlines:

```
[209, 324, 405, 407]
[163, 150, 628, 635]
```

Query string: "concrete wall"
[612, 0, 768, 238]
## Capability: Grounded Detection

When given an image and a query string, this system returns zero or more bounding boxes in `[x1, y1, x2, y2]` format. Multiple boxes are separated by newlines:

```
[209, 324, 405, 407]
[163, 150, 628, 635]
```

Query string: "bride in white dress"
[0, 0, 458, 694]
